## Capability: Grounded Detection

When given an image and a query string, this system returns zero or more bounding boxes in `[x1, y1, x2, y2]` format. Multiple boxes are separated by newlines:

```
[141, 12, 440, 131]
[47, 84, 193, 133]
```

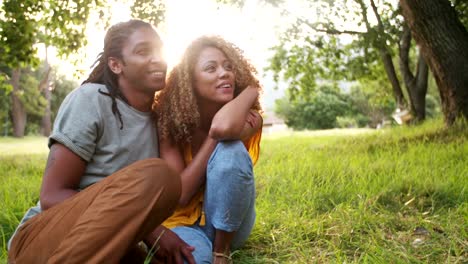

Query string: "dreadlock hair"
[83, 19, 155, 129]
[153, 35, 263, 146]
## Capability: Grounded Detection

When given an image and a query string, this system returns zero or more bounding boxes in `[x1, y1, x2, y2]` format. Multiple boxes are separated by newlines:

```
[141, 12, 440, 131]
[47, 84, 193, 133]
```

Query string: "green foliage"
[265, 0, 423, 126]
[0, 0, 103, 69]
[0, 1, 41, 68]
[265, 1, 412, 129]
[268, 43, 316, 99]
[215, 0, 283, 8]
[0, 73, 13, 128]
[453, 0, 468, 29]
[425, 94, 441, 119]
[50, 75, 78, 122]
[23, 72, 77, 136]
[17, 68, 46, 117]
[275, 85, 354, 130]
[130, 0, 165, 27]
[0, 0, 104, 137]
[348, 82, 396, 127]
[336, 116, 358, 128]
[0, 67, 77, 136]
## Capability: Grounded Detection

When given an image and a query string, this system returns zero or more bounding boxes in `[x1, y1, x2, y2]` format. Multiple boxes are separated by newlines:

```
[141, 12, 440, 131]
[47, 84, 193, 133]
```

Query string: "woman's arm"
[160, 137, 217, 206]
[40, 143, 86, 210]
[209, 86, 260, 140]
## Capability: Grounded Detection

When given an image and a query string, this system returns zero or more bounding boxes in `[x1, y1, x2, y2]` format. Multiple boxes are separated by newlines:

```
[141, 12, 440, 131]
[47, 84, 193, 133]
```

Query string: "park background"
[1, 0, 467, 263]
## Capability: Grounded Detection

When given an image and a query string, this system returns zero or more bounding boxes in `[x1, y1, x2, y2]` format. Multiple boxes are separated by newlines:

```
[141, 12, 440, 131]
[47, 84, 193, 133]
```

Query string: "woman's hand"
[239, 109, 263, 141]
[209, 85, 260, 140]
[145, 226, 195, 264]
[246, 109, 259, 128]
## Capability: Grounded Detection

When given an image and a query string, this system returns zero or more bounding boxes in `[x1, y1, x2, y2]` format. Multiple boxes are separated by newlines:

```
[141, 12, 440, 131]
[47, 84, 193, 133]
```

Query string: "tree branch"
[291, 11, 366, 35]
[315, 28, 366, 35]
[399, 23, 415, 86]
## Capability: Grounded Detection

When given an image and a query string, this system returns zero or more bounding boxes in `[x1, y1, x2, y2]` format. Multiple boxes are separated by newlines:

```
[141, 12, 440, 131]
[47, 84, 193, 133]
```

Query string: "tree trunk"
[368, 0, 408, 110]
[39, 64, 52, 136]
[400, 0, 468, 125]
[412, 54, 428, 121]
[10, 68, 26, 137]
[399, 24, 429, 122]
[41, 85, 52, 136]
[380, 49, 407, 110]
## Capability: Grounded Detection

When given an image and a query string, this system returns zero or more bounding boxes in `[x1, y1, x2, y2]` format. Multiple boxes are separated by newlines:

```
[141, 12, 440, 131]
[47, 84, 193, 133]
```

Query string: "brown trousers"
[8, 158, 181, 264]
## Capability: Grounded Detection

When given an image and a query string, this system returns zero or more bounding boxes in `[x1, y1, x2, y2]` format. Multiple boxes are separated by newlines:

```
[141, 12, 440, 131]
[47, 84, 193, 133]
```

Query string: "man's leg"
[8, 158, 180, 264]
[201, 141, 256, 250]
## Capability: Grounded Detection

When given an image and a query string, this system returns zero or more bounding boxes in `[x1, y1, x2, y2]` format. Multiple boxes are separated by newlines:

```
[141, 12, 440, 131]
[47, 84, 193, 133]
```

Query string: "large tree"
[0, 0, 103, 137]
[219, 0, 432, 124]
[400, 0, 468, 125]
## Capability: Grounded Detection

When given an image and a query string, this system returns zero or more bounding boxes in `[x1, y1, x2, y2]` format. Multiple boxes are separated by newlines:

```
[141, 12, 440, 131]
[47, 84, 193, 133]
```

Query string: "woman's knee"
[211, 140, 249, 159]
[207, 141, 253, 179]
[171, 226, 212, 263]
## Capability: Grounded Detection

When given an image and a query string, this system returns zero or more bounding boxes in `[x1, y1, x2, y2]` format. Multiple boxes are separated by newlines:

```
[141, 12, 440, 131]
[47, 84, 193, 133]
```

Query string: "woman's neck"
[198, 100, 223, 132]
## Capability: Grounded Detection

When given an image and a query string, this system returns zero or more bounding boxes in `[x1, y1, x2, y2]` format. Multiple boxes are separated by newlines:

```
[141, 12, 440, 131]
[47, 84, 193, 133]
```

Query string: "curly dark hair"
[153, 35, 263, 145]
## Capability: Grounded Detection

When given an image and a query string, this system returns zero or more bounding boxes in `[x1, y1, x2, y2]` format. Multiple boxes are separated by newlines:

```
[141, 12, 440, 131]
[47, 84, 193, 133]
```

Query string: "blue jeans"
[172, 140, 256, 263]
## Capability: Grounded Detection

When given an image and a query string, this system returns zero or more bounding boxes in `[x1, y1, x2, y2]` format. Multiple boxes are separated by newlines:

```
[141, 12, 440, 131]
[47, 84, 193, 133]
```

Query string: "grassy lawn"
[0, 136, 48, 156]
[1, 120, 467, 263]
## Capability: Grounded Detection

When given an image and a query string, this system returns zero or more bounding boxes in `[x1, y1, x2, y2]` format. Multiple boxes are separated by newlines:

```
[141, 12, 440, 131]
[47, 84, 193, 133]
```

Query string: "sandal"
[212, 252, 233, 264]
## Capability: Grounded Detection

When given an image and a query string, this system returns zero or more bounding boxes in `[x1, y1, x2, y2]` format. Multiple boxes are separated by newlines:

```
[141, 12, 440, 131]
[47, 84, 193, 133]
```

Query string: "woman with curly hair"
[152, 35, 263, 264]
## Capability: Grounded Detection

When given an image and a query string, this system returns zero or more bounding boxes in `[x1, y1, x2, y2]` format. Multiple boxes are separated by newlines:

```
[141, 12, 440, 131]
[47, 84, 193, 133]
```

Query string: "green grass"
[1, 120, 467, 263]
[0, 136, 48, 156]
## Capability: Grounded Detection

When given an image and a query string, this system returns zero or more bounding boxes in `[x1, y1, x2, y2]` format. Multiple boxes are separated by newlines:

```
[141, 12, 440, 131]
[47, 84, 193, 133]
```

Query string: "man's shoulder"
[65, 83, 110, 105]
[72, 82, 107, 97]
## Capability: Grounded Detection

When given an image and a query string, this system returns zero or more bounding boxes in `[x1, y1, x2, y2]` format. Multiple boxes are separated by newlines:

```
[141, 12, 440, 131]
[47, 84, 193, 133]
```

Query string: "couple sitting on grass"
[8, 19, 263, 264]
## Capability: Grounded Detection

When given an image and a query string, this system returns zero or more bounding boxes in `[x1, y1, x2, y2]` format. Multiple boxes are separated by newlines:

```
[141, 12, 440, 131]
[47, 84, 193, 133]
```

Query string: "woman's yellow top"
[162, 129, 262, 229]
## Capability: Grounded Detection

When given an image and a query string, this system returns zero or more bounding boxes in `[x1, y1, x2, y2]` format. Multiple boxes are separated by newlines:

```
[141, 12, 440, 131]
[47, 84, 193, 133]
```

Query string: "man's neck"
[118, 80, 154, 112]
[125, 93, 153, 112]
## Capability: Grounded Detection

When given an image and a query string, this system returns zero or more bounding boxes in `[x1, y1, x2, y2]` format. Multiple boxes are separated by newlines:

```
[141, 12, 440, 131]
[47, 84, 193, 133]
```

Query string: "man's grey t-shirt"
[8, 83, 159, 249]
[51, 82, 159, 189]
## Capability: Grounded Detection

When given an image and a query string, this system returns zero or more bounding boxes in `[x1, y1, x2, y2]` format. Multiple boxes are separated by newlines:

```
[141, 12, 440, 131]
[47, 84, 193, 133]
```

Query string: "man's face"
[119, 27, 167, 96]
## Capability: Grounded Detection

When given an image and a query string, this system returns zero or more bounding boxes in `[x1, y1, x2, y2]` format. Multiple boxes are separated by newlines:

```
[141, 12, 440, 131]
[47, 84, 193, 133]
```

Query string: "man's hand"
[145, 226, 195, 264]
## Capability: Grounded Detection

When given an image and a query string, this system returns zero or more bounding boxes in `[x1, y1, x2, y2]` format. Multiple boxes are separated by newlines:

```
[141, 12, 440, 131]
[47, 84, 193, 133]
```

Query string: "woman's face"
[193, 46, 236, 106]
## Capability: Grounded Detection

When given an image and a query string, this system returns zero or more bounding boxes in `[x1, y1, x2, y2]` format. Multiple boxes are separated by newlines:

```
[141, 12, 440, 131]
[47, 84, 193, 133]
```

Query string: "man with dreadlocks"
[8, 19, 194, 263]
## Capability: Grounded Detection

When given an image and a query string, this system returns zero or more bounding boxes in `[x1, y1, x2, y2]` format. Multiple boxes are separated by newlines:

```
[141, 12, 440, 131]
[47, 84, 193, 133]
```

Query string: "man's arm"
[39, 143, 86, 210]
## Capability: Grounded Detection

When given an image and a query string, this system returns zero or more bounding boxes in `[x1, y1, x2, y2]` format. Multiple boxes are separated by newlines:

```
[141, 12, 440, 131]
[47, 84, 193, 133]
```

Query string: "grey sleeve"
[48, 88, 101, 162]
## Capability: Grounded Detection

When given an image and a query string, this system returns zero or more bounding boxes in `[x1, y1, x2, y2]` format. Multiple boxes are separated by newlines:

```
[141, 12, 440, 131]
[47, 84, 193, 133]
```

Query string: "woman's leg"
[171, 226, 213, 264]
[201, 140, 256, 255]
[8, 158, 180, 264]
